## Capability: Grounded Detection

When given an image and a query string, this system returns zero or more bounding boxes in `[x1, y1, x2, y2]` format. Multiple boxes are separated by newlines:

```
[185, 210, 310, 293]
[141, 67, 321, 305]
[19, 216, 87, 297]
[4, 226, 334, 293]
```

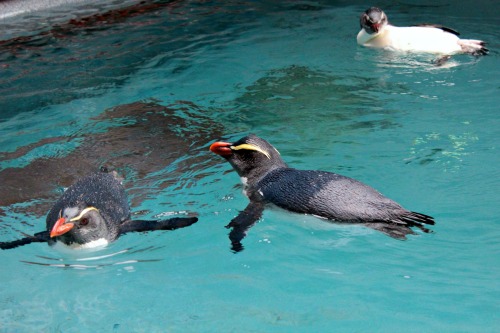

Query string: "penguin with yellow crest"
[1, 169, 197, 250]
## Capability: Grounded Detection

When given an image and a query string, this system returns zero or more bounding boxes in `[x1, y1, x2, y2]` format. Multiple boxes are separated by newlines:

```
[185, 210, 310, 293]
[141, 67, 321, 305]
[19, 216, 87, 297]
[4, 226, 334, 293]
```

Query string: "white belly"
[52, 238, 109, 251]
[358, 25, 462, 55]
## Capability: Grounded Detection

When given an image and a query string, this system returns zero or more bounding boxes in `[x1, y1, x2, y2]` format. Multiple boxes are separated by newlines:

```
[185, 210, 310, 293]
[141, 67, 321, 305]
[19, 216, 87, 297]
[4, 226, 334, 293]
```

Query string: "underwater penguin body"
[210, 135, 434, 251]
[1, 170, 198, 250]
[357, 7, 488, 57]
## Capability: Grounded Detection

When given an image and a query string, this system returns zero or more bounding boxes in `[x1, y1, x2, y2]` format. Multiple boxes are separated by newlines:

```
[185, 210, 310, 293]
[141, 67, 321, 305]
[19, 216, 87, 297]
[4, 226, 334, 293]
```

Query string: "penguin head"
[360, 7, 388, 34]
[210, 134, 287, 184]
[50, 205, 113, 247]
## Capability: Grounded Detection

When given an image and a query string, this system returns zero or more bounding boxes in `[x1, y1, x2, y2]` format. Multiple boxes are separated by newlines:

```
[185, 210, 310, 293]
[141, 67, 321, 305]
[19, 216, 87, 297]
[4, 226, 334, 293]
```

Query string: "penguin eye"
[80, 218, 89, 226]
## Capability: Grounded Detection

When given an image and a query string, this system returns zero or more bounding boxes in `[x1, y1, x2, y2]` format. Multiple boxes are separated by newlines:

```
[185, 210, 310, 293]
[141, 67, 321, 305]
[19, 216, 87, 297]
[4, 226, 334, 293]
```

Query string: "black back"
[256, 168, 406, 222]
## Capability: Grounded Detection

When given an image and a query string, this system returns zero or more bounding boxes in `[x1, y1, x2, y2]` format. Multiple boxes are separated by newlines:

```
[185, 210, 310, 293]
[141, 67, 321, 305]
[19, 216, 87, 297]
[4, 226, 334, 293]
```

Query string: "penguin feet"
[434, 55, 451, 66]
[458, 39, 489, 56]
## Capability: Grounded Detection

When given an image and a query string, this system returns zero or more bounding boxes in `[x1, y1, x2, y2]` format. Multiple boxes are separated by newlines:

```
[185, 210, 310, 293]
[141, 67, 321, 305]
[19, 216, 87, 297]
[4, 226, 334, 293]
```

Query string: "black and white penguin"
[0, 170, 198, 250]
[357, 7, 488, 57]
[210, 134, 435, 251]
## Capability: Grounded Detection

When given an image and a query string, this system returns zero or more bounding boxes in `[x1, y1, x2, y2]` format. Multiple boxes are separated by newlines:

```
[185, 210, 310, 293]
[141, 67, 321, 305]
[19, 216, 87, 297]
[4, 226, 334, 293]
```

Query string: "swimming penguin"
[0, 169, 198, 250]
[210, 134, 434, 252]
[357, 7, 488, 60]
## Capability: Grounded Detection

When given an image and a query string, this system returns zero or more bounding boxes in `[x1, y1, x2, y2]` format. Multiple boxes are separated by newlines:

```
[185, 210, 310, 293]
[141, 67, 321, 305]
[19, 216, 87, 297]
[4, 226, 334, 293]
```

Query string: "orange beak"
[50, 218, 74, 238]
[210, 141, 233, 156]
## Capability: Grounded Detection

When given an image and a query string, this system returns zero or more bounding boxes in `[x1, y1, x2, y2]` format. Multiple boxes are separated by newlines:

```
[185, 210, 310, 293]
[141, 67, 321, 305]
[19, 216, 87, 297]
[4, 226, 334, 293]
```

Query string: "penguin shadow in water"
[210, 134, 435, 252]
[0, 168, 198, 250]
[0, 101, 223, 217]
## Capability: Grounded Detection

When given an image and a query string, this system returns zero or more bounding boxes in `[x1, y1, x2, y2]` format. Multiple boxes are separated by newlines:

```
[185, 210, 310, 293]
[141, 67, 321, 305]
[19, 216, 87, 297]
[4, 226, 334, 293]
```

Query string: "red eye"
[80, 218, 89, 226]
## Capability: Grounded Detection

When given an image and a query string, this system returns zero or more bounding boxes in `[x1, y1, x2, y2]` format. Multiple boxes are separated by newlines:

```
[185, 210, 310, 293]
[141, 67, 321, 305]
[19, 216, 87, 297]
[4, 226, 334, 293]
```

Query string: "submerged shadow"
[0, 100, 223, 217]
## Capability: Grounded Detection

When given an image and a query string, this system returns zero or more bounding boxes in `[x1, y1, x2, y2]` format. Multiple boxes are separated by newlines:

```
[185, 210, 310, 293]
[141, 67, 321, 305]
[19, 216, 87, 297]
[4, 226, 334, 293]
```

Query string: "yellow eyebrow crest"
[231, 143, 271, 159]
[69, 207, 99, 222]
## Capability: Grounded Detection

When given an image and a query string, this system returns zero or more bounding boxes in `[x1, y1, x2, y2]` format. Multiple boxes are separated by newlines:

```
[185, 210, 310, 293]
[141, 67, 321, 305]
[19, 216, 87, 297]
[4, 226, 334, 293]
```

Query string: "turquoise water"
[1, 1, 499, 332]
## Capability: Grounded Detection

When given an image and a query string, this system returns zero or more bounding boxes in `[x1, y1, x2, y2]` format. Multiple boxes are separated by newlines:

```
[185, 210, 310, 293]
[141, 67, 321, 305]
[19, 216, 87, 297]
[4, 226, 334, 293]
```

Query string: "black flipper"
[0, 231, 50, 250]
[413, 24, 460, 36]
[119, 216, 198, 235]
[225, 201, 265, 252]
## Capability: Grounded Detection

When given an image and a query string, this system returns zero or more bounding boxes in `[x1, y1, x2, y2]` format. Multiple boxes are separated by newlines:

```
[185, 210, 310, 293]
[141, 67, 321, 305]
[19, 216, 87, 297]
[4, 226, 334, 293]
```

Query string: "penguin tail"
[406, 211, 435, 224]
[399, 211, 435, 232]
[458, 39, 489, 56]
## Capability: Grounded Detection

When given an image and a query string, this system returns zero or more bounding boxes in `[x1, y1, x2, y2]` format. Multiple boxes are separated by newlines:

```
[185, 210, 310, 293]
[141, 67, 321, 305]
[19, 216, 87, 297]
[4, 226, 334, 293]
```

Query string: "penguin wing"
[118, 216, 198, 235]
[413, 24, 460, 36]
[225, 201, 265, 252]
[0, 231, 50, 250]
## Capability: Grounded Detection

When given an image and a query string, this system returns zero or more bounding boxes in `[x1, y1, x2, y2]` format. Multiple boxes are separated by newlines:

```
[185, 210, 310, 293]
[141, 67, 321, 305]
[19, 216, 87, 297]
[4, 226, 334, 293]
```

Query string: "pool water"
[1, 1, 499, 332]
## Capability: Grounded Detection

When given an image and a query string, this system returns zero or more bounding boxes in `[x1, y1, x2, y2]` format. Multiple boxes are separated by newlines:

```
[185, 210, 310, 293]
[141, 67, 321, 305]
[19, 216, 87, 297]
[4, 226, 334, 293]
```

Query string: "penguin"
[0, 169, 198, 250]
[210, 134, 435, 252]
[357, 7, 488, 61]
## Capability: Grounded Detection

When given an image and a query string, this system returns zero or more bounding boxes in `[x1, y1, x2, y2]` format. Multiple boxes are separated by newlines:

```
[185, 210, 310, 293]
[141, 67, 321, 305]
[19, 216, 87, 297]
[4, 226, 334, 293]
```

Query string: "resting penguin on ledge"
[357, 7, 488, 63]
[210, 134, 435, 252]
[0, 169, 198, 250]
